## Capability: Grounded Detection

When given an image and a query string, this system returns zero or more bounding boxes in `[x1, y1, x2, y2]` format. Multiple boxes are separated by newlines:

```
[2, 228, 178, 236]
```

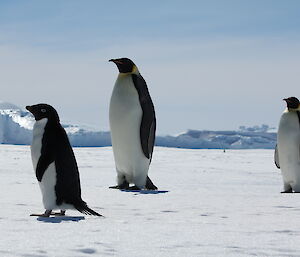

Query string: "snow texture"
[0, 145, 299, 256]
[0, 102, 276, 149]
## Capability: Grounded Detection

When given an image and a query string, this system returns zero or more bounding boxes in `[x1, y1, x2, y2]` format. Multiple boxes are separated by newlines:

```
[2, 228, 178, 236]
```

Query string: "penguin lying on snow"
[109, 58, 157, 190]
[275, 97, 300, 193]
[26, 104, 102, 217]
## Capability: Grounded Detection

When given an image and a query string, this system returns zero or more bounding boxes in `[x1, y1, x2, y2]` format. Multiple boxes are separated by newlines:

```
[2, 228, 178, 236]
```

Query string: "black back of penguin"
[131, 73, 156, 160]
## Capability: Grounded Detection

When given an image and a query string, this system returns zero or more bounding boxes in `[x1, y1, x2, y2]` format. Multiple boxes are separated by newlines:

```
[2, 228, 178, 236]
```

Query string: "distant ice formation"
[0, 101, 276, 149]
[156, 127, 276, 149]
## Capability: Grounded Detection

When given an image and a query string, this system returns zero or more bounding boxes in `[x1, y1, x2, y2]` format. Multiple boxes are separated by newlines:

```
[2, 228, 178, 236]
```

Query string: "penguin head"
[283, 97, 300, 111]
[109, 58, 137, 73]
[26, 104, 60, 122]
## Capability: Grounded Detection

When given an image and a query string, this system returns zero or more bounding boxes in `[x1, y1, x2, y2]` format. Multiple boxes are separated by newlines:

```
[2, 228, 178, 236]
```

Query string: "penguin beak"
[26, 105, 33, 113]
[109, 59, 123, 65]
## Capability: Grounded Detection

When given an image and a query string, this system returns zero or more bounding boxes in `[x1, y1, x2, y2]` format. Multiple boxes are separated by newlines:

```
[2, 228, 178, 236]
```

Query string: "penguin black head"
[283, 97, 300, 110]
[109, 58, 136, 73]
[26, 104, 60, 122]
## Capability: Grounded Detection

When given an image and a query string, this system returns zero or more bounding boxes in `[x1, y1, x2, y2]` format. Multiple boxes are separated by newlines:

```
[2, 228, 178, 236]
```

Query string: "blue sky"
[0, 0, 300, 134]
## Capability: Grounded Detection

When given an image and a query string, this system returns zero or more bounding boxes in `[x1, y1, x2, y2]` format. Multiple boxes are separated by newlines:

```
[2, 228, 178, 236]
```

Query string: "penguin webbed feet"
[109, 180, 129, 189]
[127, 185, 141, 190]
[51, 210, 66, 216]
[123, 185, 158, 190]
[30, 210, 66, 217]
[109, 184, 143, 190]
[30, 209, 52, 217]
[109, 176, 158, 191]
[281, 188, 293, 193]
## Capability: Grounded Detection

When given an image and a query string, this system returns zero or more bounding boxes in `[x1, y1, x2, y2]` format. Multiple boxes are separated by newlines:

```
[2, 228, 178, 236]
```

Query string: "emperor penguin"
[275, 97, 300, 193]
[26, 104, 102, 217]
[109, 58, 157, 190]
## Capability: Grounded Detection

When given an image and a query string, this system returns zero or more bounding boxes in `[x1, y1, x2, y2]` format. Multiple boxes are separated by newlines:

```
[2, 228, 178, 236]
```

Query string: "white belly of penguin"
[277, 111, 300, 190]
[31, 118, 73, 210]
[109, 74, 150, 186]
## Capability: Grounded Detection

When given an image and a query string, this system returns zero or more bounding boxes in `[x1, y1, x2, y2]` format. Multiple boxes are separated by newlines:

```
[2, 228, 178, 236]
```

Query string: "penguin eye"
[41, 109, 47, 113]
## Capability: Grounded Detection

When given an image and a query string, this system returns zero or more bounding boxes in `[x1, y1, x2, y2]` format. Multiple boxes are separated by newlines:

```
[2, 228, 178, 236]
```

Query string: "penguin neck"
[33, 118, 48, 136]
[118, 66, 140, 77]
[34, 118, 48, 126]
[35, 117, 59, 127]
[132, 65, 139, 74]
[285, 107, 300, 113]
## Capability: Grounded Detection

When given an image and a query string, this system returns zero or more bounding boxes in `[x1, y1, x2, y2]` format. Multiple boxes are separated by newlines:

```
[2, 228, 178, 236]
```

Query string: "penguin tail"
[75, 201, 102, 216]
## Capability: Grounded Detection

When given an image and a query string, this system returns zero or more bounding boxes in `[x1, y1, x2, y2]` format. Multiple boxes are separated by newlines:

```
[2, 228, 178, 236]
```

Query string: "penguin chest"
[109, 75, 143, 143]
[110, 75, 142, 123]
[109, 75, 148, 173]
[31, 118, 58, 210]
[31, 118, 48, 170]
[278, 112, 300, 182]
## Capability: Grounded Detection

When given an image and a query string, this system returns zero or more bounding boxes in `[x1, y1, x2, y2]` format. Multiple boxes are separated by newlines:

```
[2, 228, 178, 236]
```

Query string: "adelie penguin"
[26, 104, 102, 217]
[109, 58, 157, 190]
[275, 97, 300, 193]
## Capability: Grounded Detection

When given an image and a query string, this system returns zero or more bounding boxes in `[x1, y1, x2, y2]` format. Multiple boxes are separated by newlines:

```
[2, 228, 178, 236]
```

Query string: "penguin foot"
[128, 185, 142, 190]
[109, 185, 124, 189]
[109, 181, 129, 189]
[51, 210, 66, 216]
[281, 189, 293, 193]
[30, 210, 52, 217]
[145, 176, 158, 190]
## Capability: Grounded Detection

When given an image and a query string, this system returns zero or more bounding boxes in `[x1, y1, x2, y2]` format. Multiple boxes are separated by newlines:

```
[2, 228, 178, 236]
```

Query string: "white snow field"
[0, 146, 299, 257]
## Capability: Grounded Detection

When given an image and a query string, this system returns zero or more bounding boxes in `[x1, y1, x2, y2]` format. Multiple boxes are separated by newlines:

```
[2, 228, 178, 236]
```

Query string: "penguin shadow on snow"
[36, 216, 85, 223]
[120, 189, 169, 194]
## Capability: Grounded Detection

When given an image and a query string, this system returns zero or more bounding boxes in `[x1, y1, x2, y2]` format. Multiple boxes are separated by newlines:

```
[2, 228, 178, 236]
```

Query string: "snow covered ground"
[0, 146, 299, 257]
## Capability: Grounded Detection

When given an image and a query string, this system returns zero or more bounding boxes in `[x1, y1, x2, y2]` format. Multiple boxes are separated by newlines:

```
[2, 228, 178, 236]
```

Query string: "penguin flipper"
[36, 152, 55, 181]
[109, 180, 129, 189]
[36, 125, 56, 181]
[274, 144, 280, 169]
[131, 74, 156, 160]
[148, 119, 156, 161]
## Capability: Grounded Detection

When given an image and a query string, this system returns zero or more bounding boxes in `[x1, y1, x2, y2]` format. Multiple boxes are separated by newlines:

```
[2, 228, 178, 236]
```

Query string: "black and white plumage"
[109, 58, 157, 190]
[275, 97, 300, 193]
[26, 104, 101, 217]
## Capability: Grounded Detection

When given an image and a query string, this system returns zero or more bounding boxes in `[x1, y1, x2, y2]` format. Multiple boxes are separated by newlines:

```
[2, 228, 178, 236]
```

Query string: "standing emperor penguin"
[109, 58, 157, 190]
[26, 104, 102, 217]
[275, 97, 300, 193]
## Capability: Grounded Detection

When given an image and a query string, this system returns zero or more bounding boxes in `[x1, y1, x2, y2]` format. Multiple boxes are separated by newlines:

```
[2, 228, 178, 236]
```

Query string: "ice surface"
[0, 145, 299, 256]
